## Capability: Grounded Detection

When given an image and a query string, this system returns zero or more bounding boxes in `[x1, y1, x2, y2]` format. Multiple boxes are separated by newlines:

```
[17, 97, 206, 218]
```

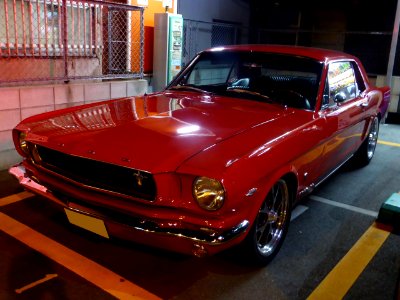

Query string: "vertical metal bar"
[71, 0, 74, 53]
[28, 1, 34, 55]
[4, 0, 11, 55]
[386, 0, 400, 87]
[83, 2, 87, 55]
[58, 0, 62, 50]
[93, 4, 97, 53]
[62, 0, 68, 78]
[108, 9, 112, 71]
[77, 1, 81, 56]
[88, 4, 92, 55]
[50, 1, 55, 54]
[140, 8, 144, 77]
[21, 0, 27, 56]
[12, 0, 18, 55]
[36, 0, 41, 56]
[44, 0, 49, 56]
[126, 9, 131, 72]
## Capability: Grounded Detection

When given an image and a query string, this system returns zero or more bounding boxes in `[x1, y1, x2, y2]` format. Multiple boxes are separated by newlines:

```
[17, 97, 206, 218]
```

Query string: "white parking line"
[291, 205, 309, 221]
[309, 195, 378, 218]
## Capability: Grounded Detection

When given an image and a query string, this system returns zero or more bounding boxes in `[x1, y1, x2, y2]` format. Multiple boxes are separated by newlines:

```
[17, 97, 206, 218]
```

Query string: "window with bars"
[0, 0, 102, 57]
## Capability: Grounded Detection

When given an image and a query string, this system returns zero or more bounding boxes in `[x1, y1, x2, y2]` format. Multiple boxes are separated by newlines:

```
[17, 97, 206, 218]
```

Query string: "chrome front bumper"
[9, 164, 250, 246]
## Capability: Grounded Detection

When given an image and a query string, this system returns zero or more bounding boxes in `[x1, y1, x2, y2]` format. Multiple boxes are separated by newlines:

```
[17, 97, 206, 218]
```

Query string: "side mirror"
[229, 78, 250, 89]
[334, 92, 346, 103]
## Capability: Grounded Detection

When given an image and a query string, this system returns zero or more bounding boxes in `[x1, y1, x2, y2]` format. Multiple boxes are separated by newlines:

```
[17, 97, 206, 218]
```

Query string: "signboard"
[167, 15, 183, 83]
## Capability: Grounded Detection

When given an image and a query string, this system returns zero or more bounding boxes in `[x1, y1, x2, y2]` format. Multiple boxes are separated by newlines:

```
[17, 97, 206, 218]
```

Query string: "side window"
[327, 61, 357, 104]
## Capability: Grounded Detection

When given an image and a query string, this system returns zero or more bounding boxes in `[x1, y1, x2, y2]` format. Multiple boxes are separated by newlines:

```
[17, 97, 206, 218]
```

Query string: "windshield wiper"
[168, 84, 209, 94]
[225, 88, 271, 101]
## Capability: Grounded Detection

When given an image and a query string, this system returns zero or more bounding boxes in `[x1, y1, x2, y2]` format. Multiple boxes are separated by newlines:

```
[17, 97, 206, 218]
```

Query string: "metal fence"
[0, 0, 144, 86]
[182, 19, 249, 67]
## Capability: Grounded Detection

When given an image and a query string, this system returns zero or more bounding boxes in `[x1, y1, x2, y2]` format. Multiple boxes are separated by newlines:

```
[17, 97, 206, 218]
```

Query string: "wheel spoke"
[271, 185, 280, 209]
[256, 222, 269, 241]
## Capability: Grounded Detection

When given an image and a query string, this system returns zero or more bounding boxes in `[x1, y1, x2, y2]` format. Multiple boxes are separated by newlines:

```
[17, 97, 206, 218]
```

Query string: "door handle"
[357, 101, 368, 108]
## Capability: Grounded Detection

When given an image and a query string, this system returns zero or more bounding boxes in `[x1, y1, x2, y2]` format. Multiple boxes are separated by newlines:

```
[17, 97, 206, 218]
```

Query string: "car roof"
[203, 44, 355, 63]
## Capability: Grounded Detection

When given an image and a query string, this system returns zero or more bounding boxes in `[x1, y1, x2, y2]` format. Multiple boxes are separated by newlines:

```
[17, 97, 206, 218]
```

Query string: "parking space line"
[309, 195, 378, 217]
[15, 274, 58, 294]
[0, 191, 33, 207]
[291, 205, 309, 221]
[307, 222, 391, 300]
[378, 140, 400, 147]
[0, 212, 161, 300]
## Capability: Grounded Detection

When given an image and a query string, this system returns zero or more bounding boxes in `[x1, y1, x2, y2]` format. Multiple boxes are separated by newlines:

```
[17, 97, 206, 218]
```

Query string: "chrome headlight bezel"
[17, 131, 29, 156]
[193, 176, 225, 211]
[31, 144, 42, 165]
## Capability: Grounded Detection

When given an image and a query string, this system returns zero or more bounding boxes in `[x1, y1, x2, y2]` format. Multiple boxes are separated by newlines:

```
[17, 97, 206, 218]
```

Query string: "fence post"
[107, 9, 112, 73]
[140, 7, 144, 78]
[62, 0, 68, 79]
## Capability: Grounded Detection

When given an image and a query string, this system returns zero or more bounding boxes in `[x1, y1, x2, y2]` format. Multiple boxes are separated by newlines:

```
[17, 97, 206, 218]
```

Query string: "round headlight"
[18, 131, 29, 155]
[193, 177, 225, 211]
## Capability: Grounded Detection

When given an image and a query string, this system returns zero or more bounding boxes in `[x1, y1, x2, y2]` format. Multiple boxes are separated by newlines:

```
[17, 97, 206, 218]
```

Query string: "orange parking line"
[0, 191, 33, 207]
[307, 223, 391, 300]
[378, 140, 400, 147]
[15, 274, 58, 294]
[0, 212, 161, 300]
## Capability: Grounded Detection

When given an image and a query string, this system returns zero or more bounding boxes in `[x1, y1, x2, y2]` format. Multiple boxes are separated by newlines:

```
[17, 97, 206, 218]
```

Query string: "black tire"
[242, 179, 291, 266]
[352, 116, 379, 167]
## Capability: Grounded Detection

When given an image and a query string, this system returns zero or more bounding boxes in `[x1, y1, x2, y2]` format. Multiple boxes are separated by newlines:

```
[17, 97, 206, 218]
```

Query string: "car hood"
[20, 92, 289, 173]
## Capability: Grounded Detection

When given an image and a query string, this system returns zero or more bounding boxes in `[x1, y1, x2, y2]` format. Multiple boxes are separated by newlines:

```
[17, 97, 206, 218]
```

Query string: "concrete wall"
[0, 58, 102, 82]
[0, 79, 148, 170]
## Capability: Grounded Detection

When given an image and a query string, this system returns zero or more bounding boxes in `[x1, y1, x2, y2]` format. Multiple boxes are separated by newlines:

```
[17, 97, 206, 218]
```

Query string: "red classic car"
[10, 45, 390, 265]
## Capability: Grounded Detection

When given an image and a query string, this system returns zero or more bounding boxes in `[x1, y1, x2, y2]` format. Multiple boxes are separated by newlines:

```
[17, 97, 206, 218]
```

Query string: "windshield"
[168, 51, 323, 111]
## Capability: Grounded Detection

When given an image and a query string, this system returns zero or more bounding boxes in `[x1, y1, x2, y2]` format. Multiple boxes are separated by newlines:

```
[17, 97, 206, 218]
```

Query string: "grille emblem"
[133, 171, 145, 187]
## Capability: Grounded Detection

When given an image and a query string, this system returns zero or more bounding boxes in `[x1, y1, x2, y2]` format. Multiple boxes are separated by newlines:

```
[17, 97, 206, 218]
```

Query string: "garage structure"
[0, 1, 399, 299]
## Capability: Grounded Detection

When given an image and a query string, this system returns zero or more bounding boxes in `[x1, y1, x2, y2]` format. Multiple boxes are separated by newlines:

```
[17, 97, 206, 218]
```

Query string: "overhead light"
[162, 0, 172, 8]
[137, 0, 148, 6]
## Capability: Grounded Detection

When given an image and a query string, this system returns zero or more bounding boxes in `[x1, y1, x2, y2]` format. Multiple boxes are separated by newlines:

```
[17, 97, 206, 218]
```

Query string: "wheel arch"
[281, 172, 298, 207]
[248, 168, 299, 222]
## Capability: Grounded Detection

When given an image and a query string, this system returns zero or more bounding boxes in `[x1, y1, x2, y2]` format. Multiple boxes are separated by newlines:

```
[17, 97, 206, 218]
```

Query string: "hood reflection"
[25, 96, 212, 138]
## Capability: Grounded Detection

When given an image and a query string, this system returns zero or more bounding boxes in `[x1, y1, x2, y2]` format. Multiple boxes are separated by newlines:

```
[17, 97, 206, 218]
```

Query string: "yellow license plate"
[64, 209, 109, 239]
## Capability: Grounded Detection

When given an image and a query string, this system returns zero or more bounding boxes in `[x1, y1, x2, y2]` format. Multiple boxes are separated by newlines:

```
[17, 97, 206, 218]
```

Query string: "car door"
[318, 60, 366, 177]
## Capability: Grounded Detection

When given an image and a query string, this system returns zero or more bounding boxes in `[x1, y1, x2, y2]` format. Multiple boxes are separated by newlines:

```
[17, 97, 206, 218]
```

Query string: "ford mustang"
[9, 45, 390, 265]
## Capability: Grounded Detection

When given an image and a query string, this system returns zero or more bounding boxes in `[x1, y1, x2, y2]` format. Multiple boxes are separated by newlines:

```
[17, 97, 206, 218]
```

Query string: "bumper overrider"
[9, 164, 250, 257]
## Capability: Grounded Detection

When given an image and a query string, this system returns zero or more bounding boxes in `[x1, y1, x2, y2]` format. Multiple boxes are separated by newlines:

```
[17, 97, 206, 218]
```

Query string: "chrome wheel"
[255, 179, 290, 256]
[352, 115, 380, 167]
[367, 117, 379, 160]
